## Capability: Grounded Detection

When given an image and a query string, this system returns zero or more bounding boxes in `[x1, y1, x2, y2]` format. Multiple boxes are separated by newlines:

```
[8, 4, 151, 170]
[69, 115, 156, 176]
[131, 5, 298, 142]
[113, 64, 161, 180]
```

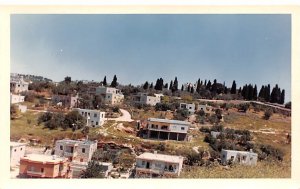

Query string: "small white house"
[133, 93, 161, 106]
[10, 93, 25, 104]
[10, 142, 26, 167]
[73, 108, 106, 127]
[179, 103, 196, 115]
[18, 104, 27, 113]
[221, 149, 258, 166]
[211, 131, 221, 139]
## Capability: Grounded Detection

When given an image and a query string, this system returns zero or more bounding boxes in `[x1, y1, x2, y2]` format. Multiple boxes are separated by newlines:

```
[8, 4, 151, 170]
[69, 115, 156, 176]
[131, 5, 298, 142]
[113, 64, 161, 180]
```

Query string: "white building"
[55, 139, 98, 162]
[10, 76, 29, 94]
[146, 118, 190, 141]
[10, 93, 25, 104]
[135, 152, 184, 178]
[179, 103, 196, 115]
[93, 86, 124, 105]
[17, 104, 27, 113]
[10, 142, 26, 167]
[73, 108, 106, 127]
[133, 93, 161, 106]
[221, 149, 258, 166]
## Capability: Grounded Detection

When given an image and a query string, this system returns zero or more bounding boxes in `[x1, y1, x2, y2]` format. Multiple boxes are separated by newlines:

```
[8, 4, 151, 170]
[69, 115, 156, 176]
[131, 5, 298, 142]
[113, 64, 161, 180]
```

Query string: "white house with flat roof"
[135, 152, 184, 178]
[179, 103, 196, 115]
[55, 139, 97, 162]
[133, 93, 161, 106]
[93, 86, 124, 105]
[146, 118, 190, 141]
[10, 93, 25, 104]
[73, 108, 105, 127]
[221, 149, 258, 166]
[10, 76, 29, 94]
[10, 142, 27, 167]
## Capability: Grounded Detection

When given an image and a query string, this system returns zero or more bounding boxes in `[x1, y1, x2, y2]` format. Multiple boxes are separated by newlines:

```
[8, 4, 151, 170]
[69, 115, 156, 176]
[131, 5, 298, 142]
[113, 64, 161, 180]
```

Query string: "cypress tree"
[187, 85, 191, 92]
[196, 79, 201, 93]
[169, 80, 173, 90]
[110, 75, 118, 87]
[143, 81, 149, 90]
[280, 89, 285, 104]
[206, 80, 211, 90]
[253, 85, 258, 100]
[103, 76, 107, 86]
[231, 80, 237, 94]
[173, 77, 178, 92]
[154, 79, 160, 90]
[181, 84, 184, 91]
[164, 83, 168, 89]
[191, 86, 194, 93]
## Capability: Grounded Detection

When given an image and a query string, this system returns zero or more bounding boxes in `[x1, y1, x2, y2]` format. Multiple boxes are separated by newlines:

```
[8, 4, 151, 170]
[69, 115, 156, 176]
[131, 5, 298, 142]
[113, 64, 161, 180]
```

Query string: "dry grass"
[10, 111, 84, 146]
[179, 161, 291, 178]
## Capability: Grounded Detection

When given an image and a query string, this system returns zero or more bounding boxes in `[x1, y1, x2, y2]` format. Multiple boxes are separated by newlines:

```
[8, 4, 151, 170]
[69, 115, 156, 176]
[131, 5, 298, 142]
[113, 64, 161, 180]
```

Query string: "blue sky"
[11, 14, 291, 102]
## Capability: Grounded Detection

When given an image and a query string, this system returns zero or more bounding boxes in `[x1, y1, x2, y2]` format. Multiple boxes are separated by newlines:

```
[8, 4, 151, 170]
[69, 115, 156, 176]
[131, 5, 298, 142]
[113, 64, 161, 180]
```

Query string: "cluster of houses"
[10, 74, 259, 178]
[10, 138, 187, 178]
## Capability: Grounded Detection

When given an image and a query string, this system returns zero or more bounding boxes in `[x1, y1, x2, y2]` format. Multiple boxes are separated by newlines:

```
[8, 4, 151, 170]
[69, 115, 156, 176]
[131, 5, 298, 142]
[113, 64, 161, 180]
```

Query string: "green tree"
[169, 80, 173, 90]
[64, 111, 85, 130]
[103, 76, 107, 86]
[196, 78, 201, 93]
[80, 160, 105, 178]
[172, 77, 178, 92]
[181, 84, 184, 91]
[143, 81, 149, 90]
[230, 80, 236, 94]
[280, 89, 285, 104]
[149, 82, 153, 89]
[64, 76, 71, 84]
[110, 75, 118, 87]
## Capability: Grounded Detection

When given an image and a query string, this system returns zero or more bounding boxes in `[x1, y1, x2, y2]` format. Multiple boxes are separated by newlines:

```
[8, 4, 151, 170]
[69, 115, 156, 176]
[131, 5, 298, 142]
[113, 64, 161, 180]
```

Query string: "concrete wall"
[10, 144, 26, 167]
[221, 150, 258, 166]
[179, 103, 196, 114]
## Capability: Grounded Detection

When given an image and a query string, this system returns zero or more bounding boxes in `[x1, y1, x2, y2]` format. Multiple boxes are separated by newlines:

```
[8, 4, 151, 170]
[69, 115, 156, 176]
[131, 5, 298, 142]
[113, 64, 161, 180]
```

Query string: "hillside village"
[10, 73, 291, 178]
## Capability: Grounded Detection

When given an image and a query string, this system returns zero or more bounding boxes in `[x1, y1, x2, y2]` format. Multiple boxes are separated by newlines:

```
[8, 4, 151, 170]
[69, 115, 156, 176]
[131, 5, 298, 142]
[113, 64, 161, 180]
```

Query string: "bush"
[264, 109, 273, 120]
[237, 103, 250, 113]
[199, 127, 210, 133]
[112, 106, 120, 113]
[37, 112, 53, 125]
[257, 145, 284, 161]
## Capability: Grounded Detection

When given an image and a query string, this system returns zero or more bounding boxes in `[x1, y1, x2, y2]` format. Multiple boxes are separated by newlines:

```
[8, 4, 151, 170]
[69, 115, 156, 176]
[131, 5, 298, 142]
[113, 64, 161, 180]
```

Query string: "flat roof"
[137, 152, 183, 164]
[148, 118, 190, 125]
[10, 142, 27, 147]
[22, 154, 66, 163]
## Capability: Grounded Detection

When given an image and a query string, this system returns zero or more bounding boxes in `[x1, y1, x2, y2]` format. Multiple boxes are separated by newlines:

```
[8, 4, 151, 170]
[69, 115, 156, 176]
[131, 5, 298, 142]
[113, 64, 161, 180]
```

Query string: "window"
[14, 149, 16, 152]
[142, 161, 145, 165]
[101, 114, 104, 118]
[96, 122, 98, 125]
[88, 112, 90, 116]
[60, 145, 63, 150]
[250, 157, 253, 161]
[189, 107, 192, 109]
[41, 168, 44, 173]
[82, 148, 86, 153]
[181, 127, 185, 130]
[94, 113, 97, 117]
[222, 154, 225, 158]
[20, 148, 22, 151]
[242, 156, 246, 161]
[80, 158, 83, 162]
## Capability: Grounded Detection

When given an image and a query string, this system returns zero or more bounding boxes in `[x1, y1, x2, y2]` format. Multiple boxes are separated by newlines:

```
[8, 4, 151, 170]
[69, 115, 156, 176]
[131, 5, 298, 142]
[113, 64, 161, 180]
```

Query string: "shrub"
[264, 109, 273, 120]
[237, 103, 250, 113]
[199, 126, 210, 133]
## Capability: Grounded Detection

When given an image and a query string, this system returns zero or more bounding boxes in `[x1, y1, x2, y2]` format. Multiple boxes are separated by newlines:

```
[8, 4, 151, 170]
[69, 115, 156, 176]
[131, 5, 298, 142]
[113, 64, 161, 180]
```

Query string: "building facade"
[133, 93, 161, 106]
[10, 93, 25, 104]
[10, 76, 29, 94]
[10, 142, 26, 167]
[135, 152, 184, 178]
[179, 103, 196, 115]
[93, 86, 124, 105]
[19, 154, 71, 178]
[146, 118, 190, 141]
[73, 108, 106, 127]
[221, 149, 258, 166]
[54, 139, 97, 162]
[52, 94, 78, 108]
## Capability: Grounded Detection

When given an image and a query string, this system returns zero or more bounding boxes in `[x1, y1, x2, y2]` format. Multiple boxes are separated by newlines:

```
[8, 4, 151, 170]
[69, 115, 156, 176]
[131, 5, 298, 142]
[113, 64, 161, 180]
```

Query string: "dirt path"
[107, 109, 134, 122]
